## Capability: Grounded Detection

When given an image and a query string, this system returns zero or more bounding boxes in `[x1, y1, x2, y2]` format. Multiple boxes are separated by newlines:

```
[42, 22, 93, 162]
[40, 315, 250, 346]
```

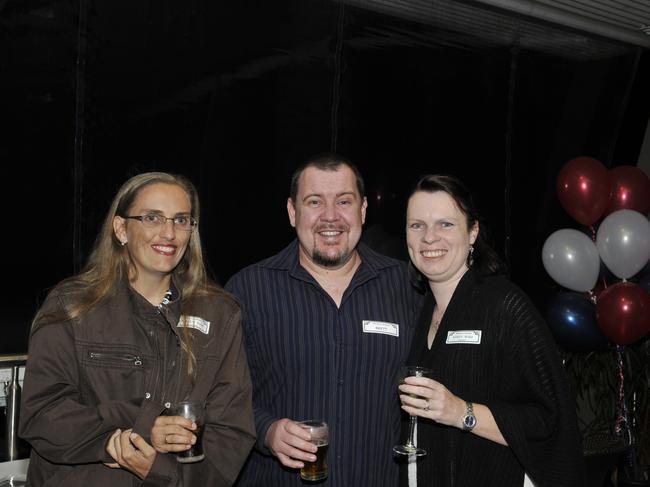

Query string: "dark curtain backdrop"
[3, 0, 649, 353]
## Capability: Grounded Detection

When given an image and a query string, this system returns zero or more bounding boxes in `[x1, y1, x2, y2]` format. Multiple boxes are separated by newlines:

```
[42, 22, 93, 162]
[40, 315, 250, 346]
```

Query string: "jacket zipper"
[89, 351, 143, 366]
[160, 328, 168, 402]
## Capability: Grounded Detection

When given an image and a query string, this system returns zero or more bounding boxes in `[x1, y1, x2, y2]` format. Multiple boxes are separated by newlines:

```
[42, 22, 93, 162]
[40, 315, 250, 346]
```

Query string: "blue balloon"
[545, 292, 609, 352]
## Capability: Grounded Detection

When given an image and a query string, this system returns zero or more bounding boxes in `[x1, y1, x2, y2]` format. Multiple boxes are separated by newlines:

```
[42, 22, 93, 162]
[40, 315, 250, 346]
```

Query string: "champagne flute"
[393, 365, 433, 457]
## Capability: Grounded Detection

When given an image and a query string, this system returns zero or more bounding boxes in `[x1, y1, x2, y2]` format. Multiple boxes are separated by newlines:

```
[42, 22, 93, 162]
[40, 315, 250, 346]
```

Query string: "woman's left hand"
[399, 376, 465, 428]
[106, 428, 156, 479]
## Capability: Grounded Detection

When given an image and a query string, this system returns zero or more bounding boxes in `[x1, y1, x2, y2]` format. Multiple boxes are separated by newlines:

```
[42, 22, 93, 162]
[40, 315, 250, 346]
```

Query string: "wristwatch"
[461, 401, 477, 431]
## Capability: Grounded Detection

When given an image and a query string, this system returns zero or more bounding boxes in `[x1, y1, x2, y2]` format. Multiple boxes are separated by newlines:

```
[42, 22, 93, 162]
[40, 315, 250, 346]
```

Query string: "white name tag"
[446, 330, 482, 344]
[177, 315, 211, 335]
[362, 320, 399, 337]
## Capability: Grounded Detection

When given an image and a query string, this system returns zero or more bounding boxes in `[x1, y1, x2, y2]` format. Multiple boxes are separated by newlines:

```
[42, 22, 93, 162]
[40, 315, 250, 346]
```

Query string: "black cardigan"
[400, 269, 585, 487]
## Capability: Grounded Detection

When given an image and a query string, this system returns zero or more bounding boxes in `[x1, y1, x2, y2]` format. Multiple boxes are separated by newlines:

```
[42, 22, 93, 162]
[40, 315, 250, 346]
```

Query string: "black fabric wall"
[3, 0, 649, 353]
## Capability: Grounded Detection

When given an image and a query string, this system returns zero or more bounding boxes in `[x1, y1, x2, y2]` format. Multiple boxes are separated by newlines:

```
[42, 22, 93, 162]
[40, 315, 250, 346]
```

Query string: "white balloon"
[597, 209, 650, 279]
[542, 229, 600, 292]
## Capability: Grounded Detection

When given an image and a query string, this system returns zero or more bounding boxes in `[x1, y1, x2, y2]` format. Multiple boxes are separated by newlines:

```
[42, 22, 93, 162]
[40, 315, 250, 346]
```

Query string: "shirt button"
[164, 402, 171, 408]
[145, 392, 151, 399]
[337, 379, 344, 386]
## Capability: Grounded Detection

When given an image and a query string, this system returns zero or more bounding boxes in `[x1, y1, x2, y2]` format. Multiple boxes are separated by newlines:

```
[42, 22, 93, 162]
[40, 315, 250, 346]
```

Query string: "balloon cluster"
[542, 156, 650, 351]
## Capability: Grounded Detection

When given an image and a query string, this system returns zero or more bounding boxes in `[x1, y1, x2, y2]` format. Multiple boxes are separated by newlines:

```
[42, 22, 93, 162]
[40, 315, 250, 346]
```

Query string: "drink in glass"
[393, 365, 434, 457]
[167, 400, 205, 463]
[298, 420, 329, 481]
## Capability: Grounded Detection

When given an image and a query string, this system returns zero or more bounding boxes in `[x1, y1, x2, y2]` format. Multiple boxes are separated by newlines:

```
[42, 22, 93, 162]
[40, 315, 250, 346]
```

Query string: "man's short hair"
[289, 153, 365, 202]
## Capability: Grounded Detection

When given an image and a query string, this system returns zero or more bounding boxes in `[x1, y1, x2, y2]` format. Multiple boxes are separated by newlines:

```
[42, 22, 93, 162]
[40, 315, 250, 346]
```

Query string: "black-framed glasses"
[123, 213, 197, 231]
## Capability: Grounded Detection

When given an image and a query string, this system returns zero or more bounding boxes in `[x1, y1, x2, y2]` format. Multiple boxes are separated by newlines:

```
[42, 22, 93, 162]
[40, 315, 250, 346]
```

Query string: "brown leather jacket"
[19, 276, 255, 487]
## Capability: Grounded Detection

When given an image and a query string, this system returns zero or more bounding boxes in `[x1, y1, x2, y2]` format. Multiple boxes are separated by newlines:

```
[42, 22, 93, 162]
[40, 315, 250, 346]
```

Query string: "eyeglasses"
[123, 213, 197, 231]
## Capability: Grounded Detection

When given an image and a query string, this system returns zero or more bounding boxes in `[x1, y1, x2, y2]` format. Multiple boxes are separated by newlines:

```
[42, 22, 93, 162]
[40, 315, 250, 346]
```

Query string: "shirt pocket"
[80, 344, 149, 403]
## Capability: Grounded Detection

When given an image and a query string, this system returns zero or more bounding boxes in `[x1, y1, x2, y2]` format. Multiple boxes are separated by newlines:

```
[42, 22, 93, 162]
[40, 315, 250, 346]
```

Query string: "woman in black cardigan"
[398, 175, 584, 487]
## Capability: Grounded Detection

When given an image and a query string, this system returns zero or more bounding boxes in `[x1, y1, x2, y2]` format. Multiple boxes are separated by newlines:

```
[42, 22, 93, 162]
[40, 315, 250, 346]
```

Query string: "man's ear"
[287, 198, 297, 228]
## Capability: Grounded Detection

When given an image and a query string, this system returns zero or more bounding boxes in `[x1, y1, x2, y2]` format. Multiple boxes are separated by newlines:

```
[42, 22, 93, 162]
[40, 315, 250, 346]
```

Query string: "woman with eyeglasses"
[20, 172, 255, 486]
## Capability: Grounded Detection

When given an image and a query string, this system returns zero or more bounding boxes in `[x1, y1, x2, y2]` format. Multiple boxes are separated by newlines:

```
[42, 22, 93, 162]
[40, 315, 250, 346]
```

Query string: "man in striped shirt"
[226, 153, 422, 486]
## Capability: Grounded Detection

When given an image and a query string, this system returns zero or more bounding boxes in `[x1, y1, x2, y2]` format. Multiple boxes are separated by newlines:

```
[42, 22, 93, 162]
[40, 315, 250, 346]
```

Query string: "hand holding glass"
[393, 365, 433, 457]
[298, 420, 329, 481]
[166, 401, 205, 463]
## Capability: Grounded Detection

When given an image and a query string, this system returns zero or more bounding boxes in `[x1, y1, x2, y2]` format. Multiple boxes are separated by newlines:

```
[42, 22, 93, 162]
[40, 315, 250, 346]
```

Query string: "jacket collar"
[410, 268, 482, 362]
[422, 267, 482, 308]
[123, 273, 183, 329]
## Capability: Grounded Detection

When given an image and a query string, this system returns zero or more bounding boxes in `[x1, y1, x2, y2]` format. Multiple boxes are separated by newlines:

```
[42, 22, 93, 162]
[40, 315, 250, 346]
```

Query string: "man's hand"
[265, 418, 317, 468]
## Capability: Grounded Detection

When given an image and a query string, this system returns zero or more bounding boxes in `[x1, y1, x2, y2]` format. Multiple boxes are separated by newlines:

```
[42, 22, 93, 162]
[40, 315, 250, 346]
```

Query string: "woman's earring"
[467, 245, 474, 267]
[120, 240, 127, 247]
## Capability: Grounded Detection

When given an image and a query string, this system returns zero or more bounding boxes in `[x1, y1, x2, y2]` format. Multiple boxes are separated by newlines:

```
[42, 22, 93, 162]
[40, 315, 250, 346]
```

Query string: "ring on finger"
[423, 400, 431, 411]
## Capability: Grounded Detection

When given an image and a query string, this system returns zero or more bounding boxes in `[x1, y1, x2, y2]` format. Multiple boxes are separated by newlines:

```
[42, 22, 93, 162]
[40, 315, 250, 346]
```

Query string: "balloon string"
[614, 345, 631, 445]
[589, 225, 604, 296]
[588, 290, 597, 305]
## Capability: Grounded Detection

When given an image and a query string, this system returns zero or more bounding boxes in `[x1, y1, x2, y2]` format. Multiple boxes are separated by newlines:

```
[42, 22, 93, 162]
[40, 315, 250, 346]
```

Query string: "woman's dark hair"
[407, 174, 506, 292]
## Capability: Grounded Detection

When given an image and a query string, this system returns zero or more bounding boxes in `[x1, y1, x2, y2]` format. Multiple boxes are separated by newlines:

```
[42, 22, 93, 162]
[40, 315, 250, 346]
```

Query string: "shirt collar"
[261, 239, 400, 272]
[260, 238, 401, 289]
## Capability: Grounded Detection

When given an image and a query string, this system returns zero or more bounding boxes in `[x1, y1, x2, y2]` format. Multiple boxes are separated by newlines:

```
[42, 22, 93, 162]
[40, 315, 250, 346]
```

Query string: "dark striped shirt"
[226, 240, 422, 487]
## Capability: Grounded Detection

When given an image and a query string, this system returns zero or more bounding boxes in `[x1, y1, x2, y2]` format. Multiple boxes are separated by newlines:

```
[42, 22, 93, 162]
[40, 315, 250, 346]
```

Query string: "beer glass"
[298, 420, 329, 481]
[393, 365, 433, 457]
[167, 400, 205, 463]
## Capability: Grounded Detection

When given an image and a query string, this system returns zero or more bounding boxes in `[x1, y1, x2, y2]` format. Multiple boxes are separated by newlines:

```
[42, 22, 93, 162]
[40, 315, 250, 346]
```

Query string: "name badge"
[362, 320, 399, 337]
[446, 330, 481, 344]
[178, 315, 211, 335]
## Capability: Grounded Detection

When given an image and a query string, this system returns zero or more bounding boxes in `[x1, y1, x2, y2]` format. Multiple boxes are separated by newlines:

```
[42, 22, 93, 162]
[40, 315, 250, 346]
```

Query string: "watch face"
[463, 415, 476, 429]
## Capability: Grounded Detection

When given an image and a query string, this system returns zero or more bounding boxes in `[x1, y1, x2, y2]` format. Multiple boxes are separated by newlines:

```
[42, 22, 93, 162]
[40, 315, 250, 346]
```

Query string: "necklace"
[431, 306, 446, 331]
[428, 307, 444, 349]
[156, 289, 173, 312]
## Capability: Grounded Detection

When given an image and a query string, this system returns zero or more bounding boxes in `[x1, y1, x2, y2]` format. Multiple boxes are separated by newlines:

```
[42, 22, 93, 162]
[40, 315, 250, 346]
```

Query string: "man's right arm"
[224, 274, 316, 468]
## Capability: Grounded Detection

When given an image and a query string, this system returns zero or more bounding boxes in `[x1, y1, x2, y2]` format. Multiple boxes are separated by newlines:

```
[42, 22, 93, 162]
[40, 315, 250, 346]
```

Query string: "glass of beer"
[298, 420, 329, 481]
[393, 365, 434, 457]
[166, 400, 205, 463]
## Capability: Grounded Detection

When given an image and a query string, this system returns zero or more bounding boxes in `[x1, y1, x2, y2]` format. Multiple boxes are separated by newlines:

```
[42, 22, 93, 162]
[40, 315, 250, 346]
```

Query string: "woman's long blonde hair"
[33, 172, 227, 376]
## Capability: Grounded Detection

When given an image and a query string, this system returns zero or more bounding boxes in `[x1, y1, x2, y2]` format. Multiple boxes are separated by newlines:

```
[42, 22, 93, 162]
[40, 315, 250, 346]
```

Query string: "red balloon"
[605, 166, 650, 216]
[596, 282, 650, 345]
[556, 157, 610, 226]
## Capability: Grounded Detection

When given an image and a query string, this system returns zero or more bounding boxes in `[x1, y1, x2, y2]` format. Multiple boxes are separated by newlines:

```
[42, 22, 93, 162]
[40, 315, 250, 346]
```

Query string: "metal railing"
[0, 355, 28, 462]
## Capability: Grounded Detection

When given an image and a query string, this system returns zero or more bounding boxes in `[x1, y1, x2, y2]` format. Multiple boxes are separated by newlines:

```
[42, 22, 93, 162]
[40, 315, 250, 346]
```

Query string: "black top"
[400, 269, 585, 487]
